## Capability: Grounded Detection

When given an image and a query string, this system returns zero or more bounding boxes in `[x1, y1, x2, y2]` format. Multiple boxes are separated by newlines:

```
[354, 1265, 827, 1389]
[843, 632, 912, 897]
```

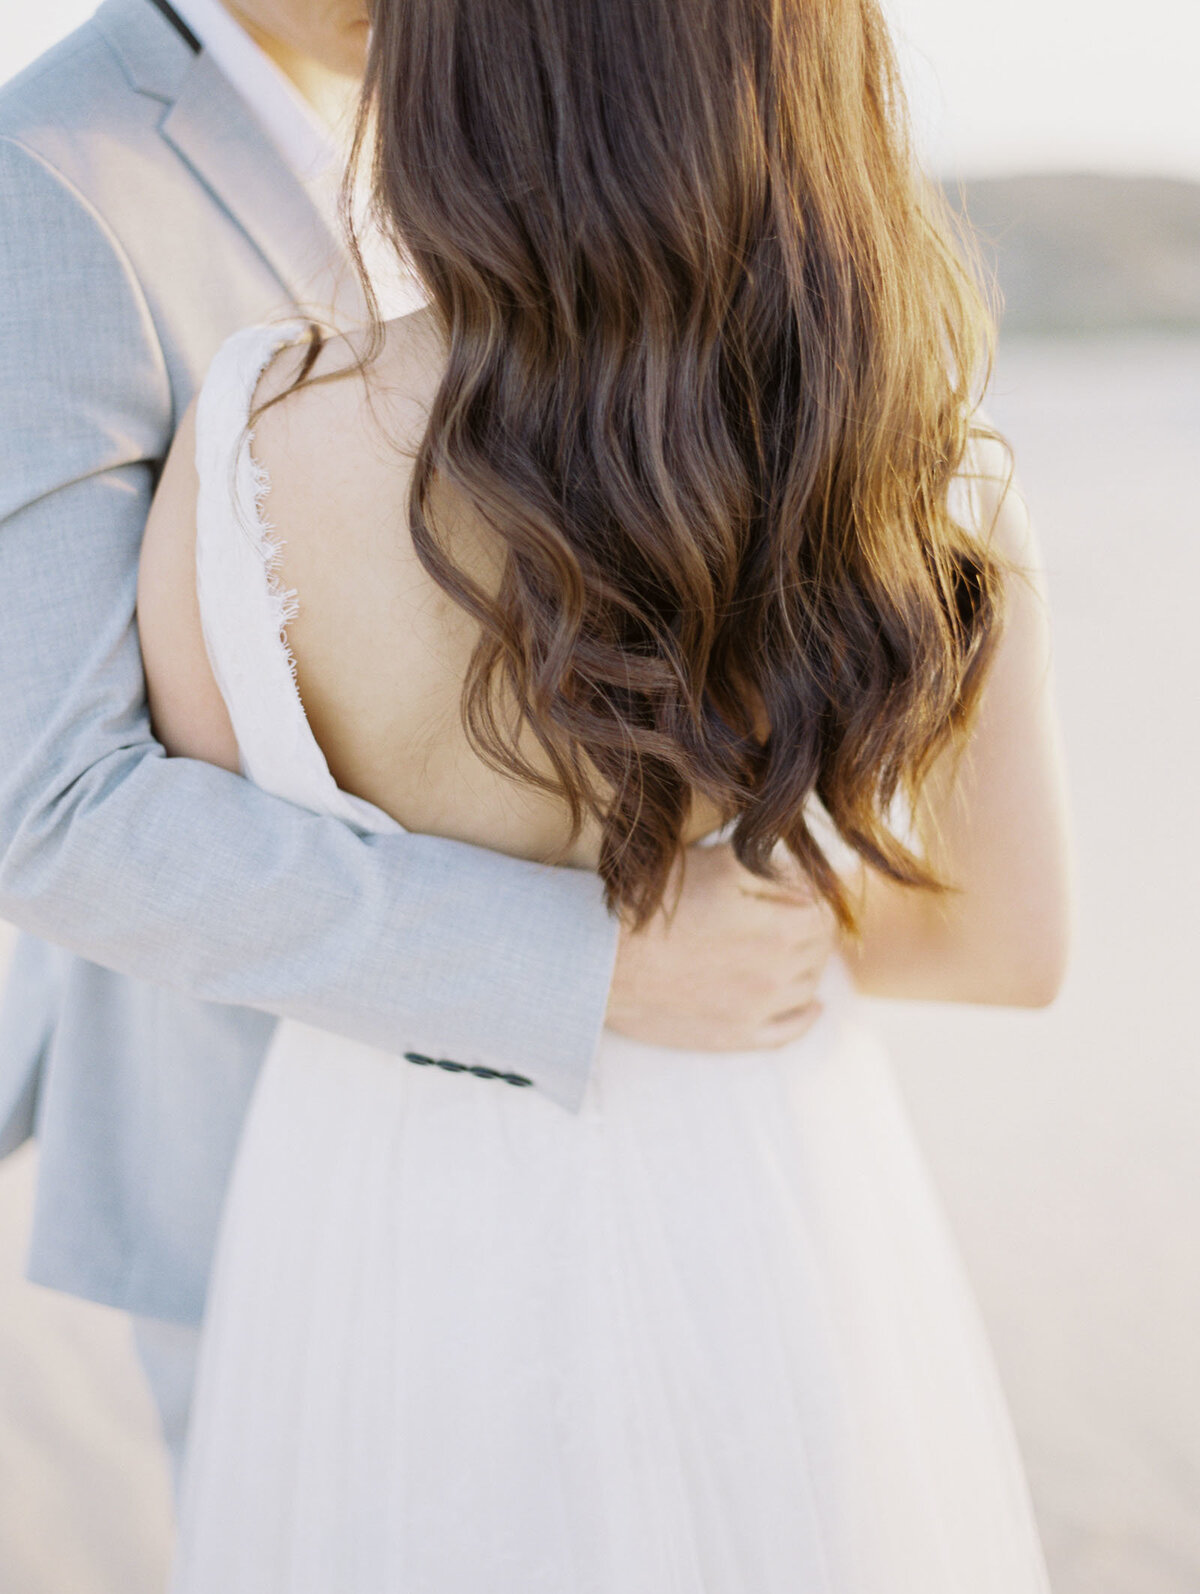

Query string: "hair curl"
[333, 0, 1010, 929]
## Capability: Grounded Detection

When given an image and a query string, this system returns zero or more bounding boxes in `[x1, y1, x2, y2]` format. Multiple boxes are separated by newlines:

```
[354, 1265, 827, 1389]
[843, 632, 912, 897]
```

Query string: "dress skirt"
[169, 959, 1051, 1593]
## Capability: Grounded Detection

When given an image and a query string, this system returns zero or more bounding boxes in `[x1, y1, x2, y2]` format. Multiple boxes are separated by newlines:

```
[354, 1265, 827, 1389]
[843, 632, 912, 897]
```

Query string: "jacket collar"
[95, 0, 368, 325]
[95, 0, 200, 102]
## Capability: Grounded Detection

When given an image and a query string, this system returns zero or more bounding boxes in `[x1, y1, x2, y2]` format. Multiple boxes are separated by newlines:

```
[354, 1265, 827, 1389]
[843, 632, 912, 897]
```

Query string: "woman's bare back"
[139, 307, 725, 870]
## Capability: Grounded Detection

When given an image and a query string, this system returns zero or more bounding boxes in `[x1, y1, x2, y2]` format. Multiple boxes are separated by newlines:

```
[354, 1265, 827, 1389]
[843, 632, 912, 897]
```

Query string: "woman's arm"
[844, 439, 1074, 1007]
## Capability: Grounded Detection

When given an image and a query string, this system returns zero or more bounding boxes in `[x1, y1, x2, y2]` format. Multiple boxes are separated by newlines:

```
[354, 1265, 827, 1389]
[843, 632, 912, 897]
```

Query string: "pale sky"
[2, 0, 1198, 183]
[888, 0, 1200, 181]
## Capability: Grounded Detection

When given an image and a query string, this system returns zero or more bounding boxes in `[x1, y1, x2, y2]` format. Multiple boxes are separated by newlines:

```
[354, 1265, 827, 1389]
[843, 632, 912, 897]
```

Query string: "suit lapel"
[97, 0, 368, 325]
[159, 52, 369, 327]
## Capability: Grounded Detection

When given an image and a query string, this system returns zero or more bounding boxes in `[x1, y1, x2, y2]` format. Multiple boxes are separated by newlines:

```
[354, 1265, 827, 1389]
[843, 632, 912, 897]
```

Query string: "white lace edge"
[238, 325, 308, 693]
[245, 440, 301, 688]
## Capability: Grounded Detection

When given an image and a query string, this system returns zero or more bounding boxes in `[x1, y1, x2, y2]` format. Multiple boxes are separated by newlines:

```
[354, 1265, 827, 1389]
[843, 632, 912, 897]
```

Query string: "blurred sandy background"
[2, 2, 1199, 1591]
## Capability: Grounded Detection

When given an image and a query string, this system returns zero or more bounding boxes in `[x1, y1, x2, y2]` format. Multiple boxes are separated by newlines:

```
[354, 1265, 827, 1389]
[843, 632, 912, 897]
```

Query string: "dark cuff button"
[404, 1052, 531, 1088]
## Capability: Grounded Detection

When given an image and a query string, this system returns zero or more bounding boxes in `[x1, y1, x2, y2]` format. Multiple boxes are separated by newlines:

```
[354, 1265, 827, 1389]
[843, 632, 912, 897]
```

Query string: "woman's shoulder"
[239, 306, 447, 584]
[248, 306, 445, 470]
[958, 413, 1034, 564]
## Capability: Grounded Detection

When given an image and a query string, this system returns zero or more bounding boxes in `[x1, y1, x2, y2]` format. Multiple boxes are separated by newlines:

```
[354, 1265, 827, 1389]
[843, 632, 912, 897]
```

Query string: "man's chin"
[333, 19, 370, 77]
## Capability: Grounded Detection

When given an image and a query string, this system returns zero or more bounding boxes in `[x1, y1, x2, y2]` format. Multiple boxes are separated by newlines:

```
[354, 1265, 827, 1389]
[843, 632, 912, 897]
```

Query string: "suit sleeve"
[0, 136, 618, 1114]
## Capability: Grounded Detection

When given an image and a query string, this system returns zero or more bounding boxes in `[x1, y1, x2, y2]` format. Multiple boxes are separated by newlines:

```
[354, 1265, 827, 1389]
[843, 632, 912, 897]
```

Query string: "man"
[0, 0, 832, 1487]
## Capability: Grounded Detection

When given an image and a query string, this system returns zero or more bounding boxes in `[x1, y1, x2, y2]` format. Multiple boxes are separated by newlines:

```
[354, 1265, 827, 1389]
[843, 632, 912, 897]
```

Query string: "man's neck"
[219, 4, 361, 134]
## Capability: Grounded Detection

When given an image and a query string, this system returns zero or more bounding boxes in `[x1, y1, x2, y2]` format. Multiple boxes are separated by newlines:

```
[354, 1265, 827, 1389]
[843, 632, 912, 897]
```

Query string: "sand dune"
[1, 330, 1197, 1592]
[956, 173, 1200, 333]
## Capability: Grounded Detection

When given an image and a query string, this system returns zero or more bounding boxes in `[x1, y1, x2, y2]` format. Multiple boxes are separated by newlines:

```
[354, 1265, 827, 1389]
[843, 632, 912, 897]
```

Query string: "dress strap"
[192, 320, 403, 833]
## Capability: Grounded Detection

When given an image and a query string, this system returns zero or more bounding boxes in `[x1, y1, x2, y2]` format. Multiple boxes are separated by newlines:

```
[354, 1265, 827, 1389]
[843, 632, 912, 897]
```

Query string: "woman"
[138, 0, 1072, 1586]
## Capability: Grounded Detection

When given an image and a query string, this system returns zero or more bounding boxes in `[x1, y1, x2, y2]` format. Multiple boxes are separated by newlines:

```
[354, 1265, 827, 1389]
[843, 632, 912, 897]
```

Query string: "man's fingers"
[781, 965, 823, 1002]
[756, 1001, 824, 1047]
[739, 880, 818, 909]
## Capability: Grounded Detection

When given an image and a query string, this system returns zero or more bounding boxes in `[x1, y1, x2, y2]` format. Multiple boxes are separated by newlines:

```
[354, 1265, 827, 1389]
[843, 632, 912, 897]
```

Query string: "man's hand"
[605, 842, 838, 1050]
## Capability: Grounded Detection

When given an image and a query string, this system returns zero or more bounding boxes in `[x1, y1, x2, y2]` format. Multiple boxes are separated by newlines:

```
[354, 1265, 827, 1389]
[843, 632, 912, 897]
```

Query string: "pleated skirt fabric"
[170, 960, 1052, 1594]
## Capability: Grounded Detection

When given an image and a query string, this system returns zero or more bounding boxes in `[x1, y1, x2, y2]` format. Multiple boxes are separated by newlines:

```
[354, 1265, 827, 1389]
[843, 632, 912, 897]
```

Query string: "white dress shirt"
[171, 0, 426, 317]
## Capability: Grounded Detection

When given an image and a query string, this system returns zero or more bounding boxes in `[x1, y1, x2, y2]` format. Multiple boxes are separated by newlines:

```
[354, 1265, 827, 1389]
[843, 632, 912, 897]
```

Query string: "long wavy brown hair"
[331, 0, 1010, 929]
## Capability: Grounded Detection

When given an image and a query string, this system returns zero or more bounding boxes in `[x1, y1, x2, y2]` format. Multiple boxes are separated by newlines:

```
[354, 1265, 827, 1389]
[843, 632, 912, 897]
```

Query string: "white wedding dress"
[169, 322, 1053, 1593]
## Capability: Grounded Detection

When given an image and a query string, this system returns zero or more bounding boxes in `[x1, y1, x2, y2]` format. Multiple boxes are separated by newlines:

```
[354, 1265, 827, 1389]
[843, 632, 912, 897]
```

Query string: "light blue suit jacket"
[0, 0, 619, 1325]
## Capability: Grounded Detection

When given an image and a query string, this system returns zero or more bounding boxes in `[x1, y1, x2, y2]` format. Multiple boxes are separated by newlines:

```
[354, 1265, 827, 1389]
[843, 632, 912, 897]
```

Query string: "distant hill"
[949, 173, 1200, 334]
